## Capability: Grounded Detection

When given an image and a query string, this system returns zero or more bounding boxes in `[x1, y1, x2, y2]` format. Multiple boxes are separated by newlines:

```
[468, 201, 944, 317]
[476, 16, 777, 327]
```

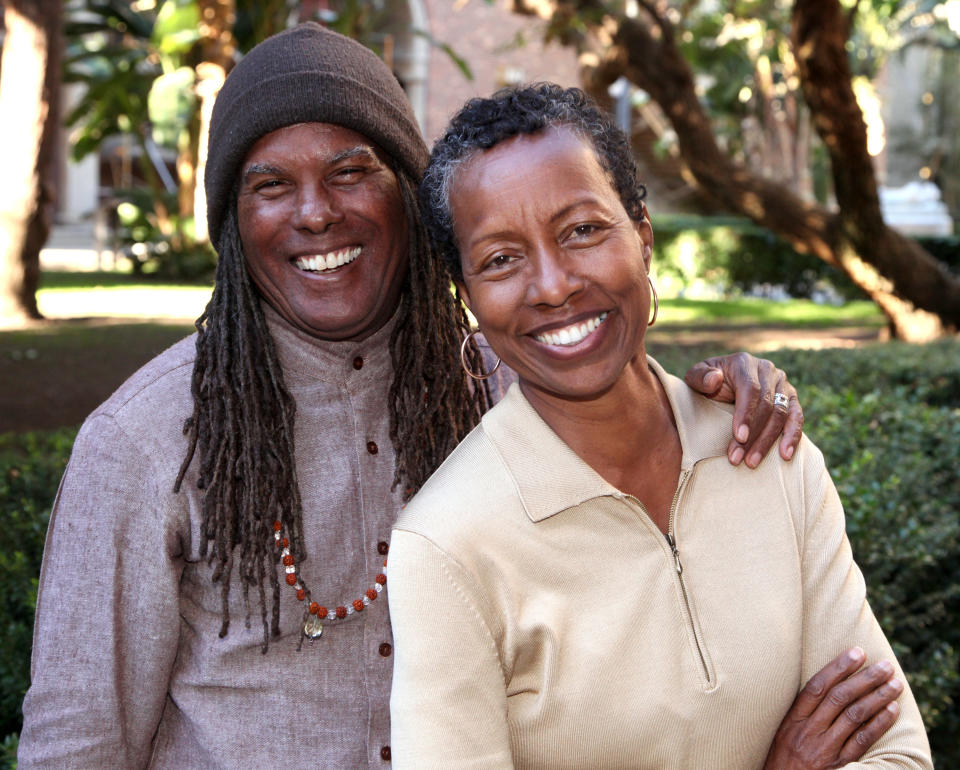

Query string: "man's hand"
[685, 353, 803, 467]
[763, 648, 903, 770]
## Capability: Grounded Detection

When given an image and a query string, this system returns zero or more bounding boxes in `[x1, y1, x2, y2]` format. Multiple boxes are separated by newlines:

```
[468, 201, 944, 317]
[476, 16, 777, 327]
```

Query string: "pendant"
[303, 616, 324, 638]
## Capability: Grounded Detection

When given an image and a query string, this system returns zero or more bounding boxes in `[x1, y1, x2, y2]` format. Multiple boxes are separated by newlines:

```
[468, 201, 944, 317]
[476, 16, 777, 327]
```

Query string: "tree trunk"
[0, 0, 61, 323]
[191, 0, 236, 243]
[517, 0, 960, 340]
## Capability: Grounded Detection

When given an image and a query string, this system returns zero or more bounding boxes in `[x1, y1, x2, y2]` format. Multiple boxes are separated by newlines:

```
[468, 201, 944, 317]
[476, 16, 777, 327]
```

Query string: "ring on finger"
[773, 392, 789, 409]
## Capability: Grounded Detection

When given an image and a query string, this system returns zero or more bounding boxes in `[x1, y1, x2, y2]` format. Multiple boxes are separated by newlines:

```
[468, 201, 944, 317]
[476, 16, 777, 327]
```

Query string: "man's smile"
[294, 246, 362, 273]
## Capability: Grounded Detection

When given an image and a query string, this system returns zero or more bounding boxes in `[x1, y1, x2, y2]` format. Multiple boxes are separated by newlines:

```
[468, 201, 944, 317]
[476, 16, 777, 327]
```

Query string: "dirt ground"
[0, 314, 884, 435]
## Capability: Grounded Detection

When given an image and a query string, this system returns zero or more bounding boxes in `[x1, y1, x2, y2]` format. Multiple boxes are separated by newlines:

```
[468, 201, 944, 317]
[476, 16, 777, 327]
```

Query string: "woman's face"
[451, 126, 654, 403]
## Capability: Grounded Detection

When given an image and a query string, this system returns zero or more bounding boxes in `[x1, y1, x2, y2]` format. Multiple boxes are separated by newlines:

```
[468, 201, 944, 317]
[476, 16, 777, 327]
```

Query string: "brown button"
[353, 356, 364, 370]
[380, 745, 391, 761]
[377, 540, 389, 555]
[379, 642, 392, 657]
[367, 441, 379, 455]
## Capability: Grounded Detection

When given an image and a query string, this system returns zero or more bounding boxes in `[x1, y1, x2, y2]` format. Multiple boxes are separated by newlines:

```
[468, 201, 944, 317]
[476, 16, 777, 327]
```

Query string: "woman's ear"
[455, 280, 474, 315]
[634, 218, 654, 272]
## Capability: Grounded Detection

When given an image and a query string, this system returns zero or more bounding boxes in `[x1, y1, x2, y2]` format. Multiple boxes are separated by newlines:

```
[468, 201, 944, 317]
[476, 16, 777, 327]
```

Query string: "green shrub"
[653, 214, 864, 299]
[771, 341, 960, 764]
[653, 215, 958, 299]
[0, 429, 76, 746]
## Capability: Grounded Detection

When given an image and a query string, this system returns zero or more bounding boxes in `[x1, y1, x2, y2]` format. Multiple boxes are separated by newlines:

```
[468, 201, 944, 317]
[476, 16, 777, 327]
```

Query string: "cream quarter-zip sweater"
[388, 360, 931, 769]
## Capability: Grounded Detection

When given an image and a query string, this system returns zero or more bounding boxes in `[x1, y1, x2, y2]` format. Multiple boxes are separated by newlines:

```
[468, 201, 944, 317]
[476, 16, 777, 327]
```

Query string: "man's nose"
[292, 184, 344, 232]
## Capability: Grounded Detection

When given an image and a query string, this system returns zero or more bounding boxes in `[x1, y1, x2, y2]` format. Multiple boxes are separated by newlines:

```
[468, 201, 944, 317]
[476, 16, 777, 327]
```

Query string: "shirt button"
[379, 642, 393, 657]
[380, 745, 391, 761]
[367, 441, 379, 455]
[353, 356, 364, 370]
[377, 541, 389, 555]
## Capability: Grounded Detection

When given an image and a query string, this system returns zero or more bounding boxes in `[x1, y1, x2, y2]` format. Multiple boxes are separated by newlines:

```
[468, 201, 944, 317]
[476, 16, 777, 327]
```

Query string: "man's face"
[236, 122, 409, 341]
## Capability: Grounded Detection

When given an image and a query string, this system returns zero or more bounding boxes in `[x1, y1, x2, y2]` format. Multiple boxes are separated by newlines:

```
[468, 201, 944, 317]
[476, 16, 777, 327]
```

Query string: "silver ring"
[773, 392, 789, 409]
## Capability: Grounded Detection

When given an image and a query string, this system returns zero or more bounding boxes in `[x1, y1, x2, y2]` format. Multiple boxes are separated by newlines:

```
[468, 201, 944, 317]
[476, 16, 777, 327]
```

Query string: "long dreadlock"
[174, 167, 492, 651]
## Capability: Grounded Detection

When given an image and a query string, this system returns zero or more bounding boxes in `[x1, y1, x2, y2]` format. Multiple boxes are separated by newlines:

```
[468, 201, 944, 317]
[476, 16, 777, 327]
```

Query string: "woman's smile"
[531, 310, 609, 347]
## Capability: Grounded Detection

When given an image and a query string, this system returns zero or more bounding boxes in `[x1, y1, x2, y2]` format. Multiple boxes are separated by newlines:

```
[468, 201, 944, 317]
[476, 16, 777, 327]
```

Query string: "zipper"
[665, 470, 713, 685]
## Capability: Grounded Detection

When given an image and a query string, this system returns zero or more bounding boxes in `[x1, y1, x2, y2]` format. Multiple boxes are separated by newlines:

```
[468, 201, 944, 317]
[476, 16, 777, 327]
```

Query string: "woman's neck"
[520, 354, 682, 532]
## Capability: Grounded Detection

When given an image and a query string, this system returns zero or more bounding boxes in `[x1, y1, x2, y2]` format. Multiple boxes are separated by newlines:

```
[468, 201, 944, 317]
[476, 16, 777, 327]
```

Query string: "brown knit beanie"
[205, 22, 429, 247]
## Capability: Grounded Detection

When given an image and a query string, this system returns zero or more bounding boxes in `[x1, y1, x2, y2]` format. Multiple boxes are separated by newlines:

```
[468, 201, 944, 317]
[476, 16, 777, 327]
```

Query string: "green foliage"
[653, 215, 960, 300]
[114, 189, 217, 279]
[0, 429, 77, 743]
[653, 214, 865, 299]
[0, 732, 17, 770]
[770, 340, 960, 764]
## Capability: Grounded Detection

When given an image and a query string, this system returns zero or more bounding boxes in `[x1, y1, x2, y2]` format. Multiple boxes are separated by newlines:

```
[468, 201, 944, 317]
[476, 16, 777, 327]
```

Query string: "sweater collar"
[262, 300, 398, 387]
[479, 357, 732, 523]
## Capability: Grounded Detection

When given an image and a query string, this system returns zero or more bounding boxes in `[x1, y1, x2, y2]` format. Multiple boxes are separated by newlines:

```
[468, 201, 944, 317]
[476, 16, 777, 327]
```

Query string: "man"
[19, 23, 801, 767]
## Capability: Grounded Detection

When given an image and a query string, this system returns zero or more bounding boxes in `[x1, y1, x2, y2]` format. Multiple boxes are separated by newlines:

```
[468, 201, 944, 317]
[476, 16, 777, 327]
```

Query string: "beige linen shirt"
[388, 361, 932, 769]
[20, 307, 405, 768]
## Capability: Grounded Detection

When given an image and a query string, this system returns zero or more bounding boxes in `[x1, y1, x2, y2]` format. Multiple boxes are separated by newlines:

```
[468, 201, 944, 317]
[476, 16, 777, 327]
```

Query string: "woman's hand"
[684, 353, 803, 467]
[763, 647, 903, 770]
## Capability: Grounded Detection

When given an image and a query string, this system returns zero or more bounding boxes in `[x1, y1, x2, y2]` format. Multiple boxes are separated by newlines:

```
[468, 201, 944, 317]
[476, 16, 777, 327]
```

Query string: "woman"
[387, 85, 931, 768]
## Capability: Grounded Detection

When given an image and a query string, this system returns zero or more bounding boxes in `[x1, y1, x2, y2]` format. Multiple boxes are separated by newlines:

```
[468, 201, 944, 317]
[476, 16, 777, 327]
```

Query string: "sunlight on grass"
[33, 271, 884, 327]
[37, 285, 213, 320]
[657, 297, 884, 327]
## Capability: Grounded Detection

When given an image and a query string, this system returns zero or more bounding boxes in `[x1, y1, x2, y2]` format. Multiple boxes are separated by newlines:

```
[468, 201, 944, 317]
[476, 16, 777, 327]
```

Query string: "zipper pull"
[665, 532, 683, 575]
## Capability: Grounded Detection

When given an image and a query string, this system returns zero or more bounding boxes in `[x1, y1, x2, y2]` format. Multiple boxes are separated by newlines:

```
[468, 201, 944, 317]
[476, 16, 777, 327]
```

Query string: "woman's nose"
[292, 185, 344, 232]
[525, 247, 585, 308]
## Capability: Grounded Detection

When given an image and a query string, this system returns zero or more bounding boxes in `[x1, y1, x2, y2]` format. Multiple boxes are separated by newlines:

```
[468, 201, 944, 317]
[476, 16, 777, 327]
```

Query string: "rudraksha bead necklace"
[274, 520, 387, 640]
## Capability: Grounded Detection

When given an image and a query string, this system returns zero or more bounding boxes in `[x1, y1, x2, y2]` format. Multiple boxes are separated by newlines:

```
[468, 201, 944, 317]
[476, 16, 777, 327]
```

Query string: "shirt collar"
[479, 357, 732, 523]
[262, 300, 398, 386]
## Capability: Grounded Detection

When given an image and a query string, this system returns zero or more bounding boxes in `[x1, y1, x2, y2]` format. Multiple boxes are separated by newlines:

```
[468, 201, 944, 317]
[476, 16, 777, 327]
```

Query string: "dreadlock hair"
[175, 165, 491, 652]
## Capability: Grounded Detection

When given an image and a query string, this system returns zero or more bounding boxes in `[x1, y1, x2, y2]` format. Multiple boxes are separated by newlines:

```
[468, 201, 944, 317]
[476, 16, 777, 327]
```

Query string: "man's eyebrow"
[242, 163, 285, 181]
[330, 145, 379, 164]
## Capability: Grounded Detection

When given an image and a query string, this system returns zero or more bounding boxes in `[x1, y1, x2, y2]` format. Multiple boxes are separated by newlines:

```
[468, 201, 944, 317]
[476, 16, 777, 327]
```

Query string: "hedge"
[652, 214, 960, 299]
[1, 340, 958, 766]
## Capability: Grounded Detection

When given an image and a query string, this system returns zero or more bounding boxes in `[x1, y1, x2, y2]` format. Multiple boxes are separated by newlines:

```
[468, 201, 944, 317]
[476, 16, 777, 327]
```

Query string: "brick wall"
[422, 0, 581, 140]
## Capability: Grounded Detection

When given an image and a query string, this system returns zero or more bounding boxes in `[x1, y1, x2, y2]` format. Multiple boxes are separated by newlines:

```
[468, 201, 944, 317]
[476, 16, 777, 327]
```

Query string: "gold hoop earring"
[648, 276, 659, 327]
[460, 330, 502, 381]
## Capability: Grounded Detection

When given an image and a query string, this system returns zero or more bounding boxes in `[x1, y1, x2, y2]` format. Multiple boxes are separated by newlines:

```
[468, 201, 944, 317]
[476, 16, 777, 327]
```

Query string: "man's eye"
[334, 166, 366, 180]
[573, 224, 597, 237]
[255, 179, 284, 190]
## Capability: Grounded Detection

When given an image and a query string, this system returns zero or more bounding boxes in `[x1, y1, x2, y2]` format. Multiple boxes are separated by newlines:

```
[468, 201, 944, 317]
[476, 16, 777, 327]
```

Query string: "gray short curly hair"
[419, 83, 647, 281]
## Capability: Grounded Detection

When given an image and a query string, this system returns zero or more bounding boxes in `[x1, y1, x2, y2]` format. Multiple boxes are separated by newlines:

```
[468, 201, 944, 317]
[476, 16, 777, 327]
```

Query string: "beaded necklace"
[274, 520, 387, 640]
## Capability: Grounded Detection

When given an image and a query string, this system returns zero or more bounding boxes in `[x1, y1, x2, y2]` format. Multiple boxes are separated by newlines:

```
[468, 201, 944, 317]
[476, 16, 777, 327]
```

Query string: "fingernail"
[886, 701, 900, 715]
[784, 444, 795, 460]
[887, 678, 904, 694]
[730, 447, 744, 465]
[736, 425, 749, 443]
[848, 647, 865, 664]
[747, 452, 761, 468]
[875, 660, 894, 676]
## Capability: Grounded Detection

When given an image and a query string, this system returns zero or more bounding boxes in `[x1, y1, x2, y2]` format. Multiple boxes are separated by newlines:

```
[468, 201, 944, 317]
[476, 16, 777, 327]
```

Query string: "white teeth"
[295, 246, 361, 273]
[535, 312, 609, 346]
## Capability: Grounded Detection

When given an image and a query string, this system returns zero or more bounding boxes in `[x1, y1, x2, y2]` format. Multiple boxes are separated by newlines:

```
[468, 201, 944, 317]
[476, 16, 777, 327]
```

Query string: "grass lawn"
[656, 296, 884, 327]
[36, 271, 213, 321]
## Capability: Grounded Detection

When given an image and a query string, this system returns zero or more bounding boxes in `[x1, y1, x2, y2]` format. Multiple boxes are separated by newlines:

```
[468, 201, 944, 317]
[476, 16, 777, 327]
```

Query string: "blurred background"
[0, 1, 958, 766]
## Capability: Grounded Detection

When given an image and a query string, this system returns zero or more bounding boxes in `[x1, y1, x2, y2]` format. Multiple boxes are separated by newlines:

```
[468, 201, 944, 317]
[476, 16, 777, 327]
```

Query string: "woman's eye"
[573, 224, 597, 237]
[489, 253, 514, 268]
